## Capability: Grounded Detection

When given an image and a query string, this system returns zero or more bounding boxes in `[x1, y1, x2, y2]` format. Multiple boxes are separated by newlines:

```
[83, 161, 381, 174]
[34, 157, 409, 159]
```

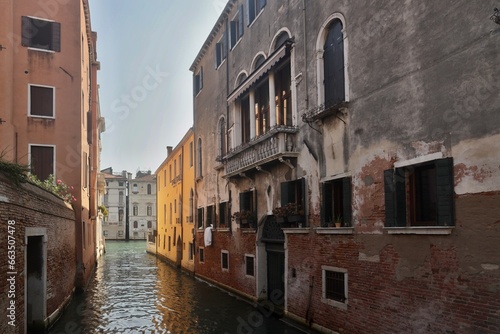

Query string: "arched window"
[324, 19, 345, 105]
[132, 183, 138, 193]
[147, 184, 152, 194]
[197, 138, 203, 177]
[133, 205, 138, 216]
[147, 205, 152, 216]
[218, 117, 226, 160]
[253, 54, 265, 71]
[119, 191, 124, 204]
[274, 31, 289, 51]
[133, 221, 138, 228]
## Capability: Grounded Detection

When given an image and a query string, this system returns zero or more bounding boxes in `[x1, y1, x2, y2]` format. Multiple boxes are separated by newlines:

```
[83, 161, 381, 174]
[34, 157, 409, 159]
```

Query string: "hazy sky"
[88, 0, 223, 176]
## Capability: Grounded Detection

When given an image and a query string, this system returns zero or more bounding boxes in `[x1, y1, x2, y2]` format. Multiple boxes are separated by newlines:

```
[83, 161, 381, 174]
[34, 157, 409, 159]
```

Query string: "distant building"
[102, 168, 130, 240]
[129, 171, 156, 240]
[155, 129, 196, 272]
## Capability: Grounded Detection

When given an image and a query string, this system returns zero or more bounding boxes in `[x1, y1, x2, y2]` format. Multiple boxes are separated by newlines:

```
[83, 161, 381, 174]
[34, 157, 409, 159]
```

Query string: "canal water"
[49, 241, 310, 334]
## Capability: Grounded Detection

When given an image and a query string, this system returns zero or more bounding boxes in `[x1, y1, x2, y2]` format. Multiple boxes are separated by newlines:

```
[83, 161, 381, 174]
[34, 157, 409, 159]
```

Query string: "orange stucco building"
[0, 0, 103, 289]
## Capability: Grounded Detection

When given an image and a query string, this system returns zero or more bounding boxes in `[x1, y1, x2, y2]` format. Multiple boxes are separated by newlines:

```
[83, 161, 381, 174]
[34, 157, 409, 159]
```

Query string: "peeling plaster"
[358, 252, 380, 262]
[481, 263, 499, 271]
[0, 195, 9, 203]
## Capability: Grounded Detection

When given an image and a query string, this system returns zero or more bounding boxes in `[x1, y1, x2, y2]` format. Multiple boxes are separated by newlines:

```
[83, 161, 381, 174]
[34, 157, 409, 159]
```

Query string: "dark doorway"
[27, 235, 45, 332]
[266, 242, 285, 309]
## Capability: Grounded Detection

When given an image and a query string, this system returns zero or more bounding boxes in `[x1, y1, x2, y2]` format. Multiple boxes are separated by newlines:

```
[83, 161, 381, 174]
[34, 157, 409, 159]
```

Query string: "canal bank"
[49, 241, 317, 333]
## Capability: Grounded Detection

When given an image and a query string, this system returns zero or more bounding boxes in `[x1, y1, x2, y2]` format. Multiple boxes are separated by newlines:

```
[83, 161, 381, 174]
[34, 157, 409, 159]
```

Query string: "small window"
[30, 145, 54, 181]
[132, 184, 138, 194]
[221, 251, 229, 271]
[197, 138, 203, 178]
[29, 85, 55, 118]
[194, 67, 203, 96]
[321, 177, 352, 227]
[189, 189, 194, 222]
[206, 205, 215, 227]
[189, 243, 194, 260]
[118, 230, 124, 237]
[217, 117, 226, 160]
[245, 255, 255, 277]
[147, 205, 152, 216]
[133, 205, 138, 216]
[118, 209, 124, 222]
[189, 141, 194, 167]
[21, 16, 61, 52]
[230, 6, 244, 49]
[118, 182, 124, 187]
[197, 207, 204, 229]
[147, 221, 152, 229]
[168, 236, 171, 251]
[246, 0, 266, 27]
[133, 221, 138, 228]
[103, 230, 108, 237]
[218, 202, 229, 229]
[147, 184, 152, 195]
[215, 34, 227, 68]
[322, 266, 347, 308]
[384, 158, 454, 227]
[199, 247, 205, 263]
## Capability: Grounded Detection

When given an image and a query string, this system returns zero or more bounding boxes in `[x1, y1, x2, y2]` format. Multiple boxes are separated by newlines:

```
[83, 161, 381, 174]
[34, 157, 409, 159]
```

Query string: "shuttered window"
[246, 0, 266, 26]
[320, 177, 352, 227]
[245, 255, 255, 277]
[193, 67, 203, 96]
[30, 145, 54, 181]
[230, 6, 244, 49]
[215, 32, 227, 68]
[22, 16, 61, 52]
[29, 85, 54, 117]
[384, 158, 454, 227]
[197, 207, 204, 229]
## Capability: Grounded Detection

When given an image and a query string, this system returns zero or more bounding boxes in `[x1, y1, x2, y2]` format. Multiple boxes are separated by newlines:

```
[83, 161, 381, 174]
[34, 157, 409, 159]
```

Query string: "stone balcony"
[224, 125, 299, 178]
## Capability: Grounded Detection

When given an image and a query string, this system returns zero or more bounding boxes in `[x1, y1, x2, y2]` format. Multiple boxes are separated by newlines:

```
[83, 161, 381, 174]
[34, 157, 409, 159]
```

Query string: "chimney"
[167, 146, 173, 156]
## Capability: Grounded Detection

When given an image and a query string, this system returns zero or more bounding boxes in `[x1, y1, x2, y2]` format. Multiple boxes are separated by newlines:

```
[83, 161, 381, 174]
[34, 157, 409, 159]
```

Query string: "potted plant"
[272, 206, 288, 223]
[231, 210, 255, 228]
[334, 216, 343, 228]
[285, 203, 304, 223]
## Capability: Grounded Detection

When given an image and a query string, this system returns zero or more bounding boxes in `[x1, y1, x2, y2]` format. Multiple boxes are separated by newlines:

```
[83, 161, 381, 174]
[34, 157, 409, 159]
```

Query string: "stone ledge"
[384, 227, 454, 235]
[315, 227, 354, 235]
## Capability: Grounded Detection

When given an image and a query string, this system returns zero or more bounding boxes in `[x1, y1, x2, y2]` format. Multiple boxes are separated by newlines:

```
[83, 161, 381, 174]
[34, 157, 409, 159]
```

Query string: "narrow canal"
[49, 241, 309, 334]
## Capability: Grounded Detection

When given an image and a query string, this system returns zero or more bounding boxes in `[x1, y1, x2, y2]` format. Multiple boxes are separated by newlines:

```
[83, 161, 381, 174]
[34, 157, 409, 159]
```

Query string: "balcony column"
[268, 73, 276, 127]
[249, 90, 256, 139]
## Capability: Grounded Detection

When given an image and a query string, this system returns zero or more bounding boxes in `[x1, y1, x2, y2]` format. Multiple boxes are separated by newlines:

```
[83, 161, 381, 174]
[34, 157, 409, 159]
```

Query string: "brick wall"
[286, 192, 500, 333]
[0, 173, 76, 334]
[195, 229, 257, 299]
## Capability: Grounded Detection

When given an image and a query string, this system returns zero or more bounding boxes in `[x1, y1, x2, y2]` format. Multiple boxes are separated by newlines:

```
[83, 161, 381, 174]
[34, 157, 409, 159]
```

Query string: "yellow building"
[156, 129, 195, 272]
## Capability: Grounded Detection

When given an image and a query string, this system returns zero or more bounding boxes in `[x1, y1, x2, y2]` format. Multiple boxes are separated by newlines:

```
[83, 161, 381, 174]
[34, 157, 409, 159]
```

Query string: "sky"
[88, 0, 224, 176]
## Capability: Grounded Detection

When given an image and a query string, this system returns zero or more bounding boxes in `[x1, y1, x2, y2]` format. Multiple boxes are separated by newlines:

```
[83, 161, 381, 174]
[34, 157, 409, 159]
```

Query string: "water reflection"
[49, 241, 307, 334]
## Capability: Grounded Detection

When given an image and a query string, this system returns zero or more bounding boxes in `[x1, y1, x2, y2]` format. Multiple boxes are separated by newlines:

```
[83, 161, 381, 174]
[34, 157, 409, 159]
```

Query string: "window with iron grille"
[29, 85, 55, 117]
[199, 247, 205, 263]
[245, 255, 255, 277]
[221, 251, 229, 271]
[322, 266, 347, 308]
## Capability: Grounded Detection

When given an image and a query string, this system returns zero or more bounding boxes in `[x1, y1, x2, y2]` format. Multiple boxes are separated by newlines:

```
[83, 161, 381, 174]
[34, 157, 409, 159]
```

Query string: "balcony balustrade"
[225, 126, 299, 177]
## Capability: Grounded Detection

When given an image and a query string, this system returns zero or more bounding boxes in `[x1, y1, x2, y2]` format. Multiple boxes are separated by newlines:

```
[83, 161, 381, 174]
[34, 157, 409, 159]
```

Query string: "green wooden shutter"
[230, 21, 237, 48]
[384, 169, 396, 227]
[215, 42, 221, 68]
[321, 182, 333, 226]
[280, 181, 290, 206]
[395, 168, 407, 227]
[52, 21, 61, 52]
[258, 0, 266, 11]
[246, 0, 254, 26]
[299, 178, 306, 211]
[343, 177, 352, 226]
[436, 158, 454, 226]
[238, 5, 244, 38]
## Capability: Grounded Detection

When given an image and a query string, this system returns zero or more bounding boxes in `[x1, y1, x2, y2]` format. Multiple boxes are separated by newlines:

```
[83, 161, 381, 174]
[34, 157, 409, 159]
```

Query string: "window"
[239, 190, 257, 228]
[206, 205, 215, 228]
[221, 251, 229, 271]
[174, 160, 177, 180]
[133, 232, 138, 237]
[189, 142, 194, 167]
[255, 81, 269, 136]
[280, 178, 305, 213]
[132, 184, 138, 194]
[215, 33, 227, 68]
[189, 243, 194, 260]
[193, 67, 203, 96]
[163, 169, 166, 187]
[189, 189, 194, 222]
[199, 247, 205, 263]
[133, 221, 138, 228]
[170, 203, 173, 224]
[30, 145, 54, 181]
[163, 204, 167, 225]
[168, 236, 171, 251]
[169, 165, 172, 182]
[147, 205, 152, 216]
[147, 184, 152, 194]
[197, 207, 204, 229]
[275, 62, 292, 126]
[218, 202, 229, 229]
[118, 209, 124, 222]
[246, 0, 266, 26]
[197, 138, 203, 178]
[21, 16, 61, 52]
[103, 230, 108, 237]
[217, 117, 226, 160]
[240, 96, 251, 144]
[147, 221, 152, 229]
[119, 182, 124, 187]
[384, 158, 454, 227]
[118, 231, 124, 237]
[119, 191, 124, 204]
[245, 255, 255, 277]
[179, 155, 182, 177]
[323, 18, 345, 106]
[322, 266, 347, 308]
[133, 205, 138, 216]
[230, 6, 244, 49]
[29, 85, 55, 118]
[321, 177, 352, 227]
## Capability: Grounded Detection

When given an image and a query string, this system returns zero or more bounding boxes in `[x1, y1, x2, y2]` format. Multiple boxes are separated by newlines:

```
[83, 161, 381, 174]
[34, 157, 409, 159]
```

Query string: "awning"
[227, 41, 290, 104]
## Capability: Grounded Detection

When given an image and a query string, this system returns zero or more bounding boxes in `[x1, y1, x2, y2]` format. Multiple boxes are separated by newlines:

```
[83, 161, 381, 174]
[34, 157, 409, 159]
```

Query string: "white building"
[128, 171, 156, 240]
[102, 168, 130, 240]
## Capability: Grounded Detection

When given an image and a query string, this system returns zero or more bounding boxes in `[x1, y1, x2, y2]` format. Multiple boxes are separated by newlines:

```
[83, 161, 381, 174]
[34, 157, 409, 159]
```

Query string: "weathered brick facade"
[0, 173, 76, 333]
